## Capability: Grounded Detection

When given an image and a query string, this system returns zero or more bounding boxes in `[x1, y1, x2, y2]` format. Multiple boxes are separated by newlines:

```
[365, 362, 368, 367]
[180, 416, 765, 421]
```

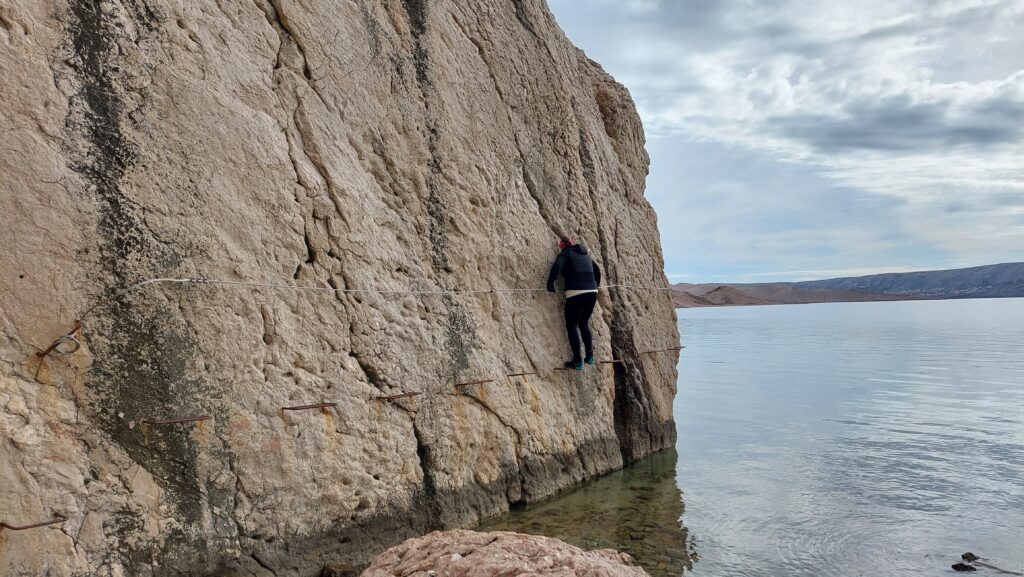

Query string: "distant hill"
[672, 283, 911, 308]
[671, 290, 716, 308]
[688, 285, 774, 306]
[795, 262, 1024, 299]
[673, 262, 1024, 307]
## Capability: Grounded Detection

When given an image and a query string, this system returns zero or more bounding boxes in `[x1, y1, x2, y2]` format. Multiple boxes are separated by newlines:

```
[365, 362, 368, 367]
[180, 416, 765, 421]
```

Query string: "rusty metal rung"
[0, 515, 67, 533]
[454, 380, 494, 387]
[143, 415, 213, 425]
[639, 346, 684, 355]
[282, 402, 337, 411]
[507, 371, 538, 378]
[375, 392, 423, 401]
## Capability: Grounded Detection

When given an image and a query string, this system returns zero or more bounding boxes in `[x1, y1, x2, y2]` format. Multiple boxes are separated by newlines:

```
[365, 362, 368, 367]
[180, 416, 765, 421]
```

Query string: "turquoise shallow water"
[481, 298, 1024, 577]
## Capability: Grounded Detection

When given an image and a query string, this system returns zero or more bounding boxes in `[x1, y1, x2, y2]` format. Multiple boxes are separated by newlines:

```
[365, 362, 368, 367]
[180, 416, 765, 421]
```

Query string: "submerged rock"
[0, 0, 677, 575]
[361, 530, 650, 577]
[323, 564, 360, 577]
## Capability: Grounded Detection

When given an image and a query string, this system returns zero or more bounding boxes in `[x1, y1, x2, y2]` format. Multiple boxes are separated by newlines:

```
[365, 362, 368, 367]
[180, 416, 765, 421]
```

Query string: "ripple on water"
[676, 300, 1024, 577]
[482, 300, 1024, 577]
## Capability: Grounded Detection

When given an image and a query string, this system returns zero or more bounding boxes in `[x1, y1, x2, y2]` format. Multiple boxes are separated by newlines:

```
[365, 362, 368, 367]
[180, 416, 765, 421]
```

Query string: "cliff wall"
[0, 1, 679, 575]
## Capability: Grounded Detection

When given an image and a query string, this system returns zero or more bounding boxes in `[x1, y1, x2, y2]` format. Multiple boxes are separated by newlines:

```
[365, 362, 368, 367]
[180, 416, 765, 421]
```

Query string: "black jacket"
[547, 244, 601, 292]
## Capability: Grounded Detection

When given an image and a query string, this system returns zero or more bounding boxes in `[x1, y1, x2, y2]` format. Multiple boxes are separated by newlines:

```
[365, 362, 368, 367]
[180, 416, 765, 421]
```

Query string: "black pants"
[564, 292, 598, 364]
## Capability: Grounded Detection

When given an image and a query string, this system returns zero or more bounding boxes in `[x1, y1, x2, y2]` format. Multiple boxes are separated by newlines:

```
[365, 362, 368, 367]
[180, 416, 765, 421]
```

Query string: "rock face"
[0, 0, 678, 576]
[361, 530, 650, 577]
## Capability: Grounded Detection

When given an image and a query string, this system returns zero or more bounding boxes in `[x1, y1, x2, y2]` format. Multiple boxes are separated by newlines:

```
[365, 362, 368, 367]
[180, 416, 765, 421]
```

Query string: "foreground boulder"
[361, 530, 649, 577]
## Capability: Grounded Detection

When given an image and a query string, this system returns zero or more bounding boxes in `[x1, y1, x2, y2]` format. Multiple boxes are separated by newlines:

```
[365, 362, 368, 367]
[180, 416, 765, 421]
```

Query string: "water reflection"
[479, 449, 697, 577]
[483, 300, 1024, 577]
[675, 299, 1024, 577]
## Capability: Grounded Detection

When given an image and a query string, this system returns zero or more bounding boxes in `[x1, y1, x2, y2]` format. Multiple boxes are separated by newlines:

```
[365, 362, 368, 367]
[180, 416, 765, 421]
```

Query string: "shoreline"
[674, 293, 1024, 309]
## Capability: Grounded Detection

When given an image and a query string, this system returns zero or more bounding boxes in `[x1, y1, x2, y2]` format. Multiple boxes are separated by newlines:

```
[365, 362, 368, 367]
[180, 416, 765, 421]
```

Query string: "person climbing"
[546, 236, 601, 371]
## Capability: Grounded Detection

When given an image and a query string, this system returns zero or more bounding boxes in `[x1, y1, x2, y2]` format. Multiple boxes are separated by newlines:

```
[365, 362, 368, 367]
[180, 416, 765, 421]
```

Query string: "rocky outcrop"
[361, 530, 650, 577]
[0, 0, 678, 575]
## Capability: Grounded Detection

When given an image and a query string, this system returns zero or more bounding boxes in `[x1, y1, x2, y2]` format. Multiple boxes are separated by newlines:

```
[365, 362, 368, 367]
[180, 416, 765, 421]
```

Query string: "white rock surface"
[360, 530, 650, 577]
[0, 0, 679, 575]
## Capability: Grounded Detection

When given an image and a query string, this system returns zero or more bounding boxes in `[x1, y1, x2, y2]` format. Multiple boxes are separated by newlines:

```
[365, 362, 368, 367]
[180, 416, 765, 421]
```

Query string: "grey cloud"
[553, 0, 1024, 157]
[549, 0, 1024, 279]
[854, 2, 1011, 42]
[769, 95, 1024, 153]
[553, 1, 761, 52]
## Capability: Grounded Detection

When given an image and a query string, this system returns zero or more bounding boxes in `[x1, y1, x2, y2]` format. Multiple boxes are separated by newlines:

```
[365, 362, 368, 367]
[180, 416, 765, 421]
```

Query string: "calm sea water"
[482, 298, 1024, 577]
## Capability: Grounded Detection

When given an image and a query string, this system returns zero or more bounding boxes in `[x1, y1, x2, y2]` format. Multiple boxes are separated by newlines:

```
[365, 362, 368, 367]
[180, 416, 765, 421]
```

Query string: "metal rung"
[454, 379, 494, 387]
[282, 402, 337, 411]
[0, 515, 67, 533]
[143, 415, 212, 425]
[375, 392, 422, 401]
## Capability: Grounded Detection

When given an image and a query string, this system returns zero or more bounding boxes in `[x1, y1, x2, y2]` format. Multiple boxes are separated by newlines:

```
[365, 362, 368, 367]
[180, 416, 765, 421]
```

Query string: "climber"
[546, 236, 601, 371]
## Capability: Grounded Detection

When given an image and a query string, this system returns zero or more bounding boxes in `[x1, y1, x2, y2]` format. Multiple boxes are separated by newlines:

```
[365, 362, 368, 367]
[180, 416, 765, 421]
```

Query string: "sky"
[547, 0, 1024, 283]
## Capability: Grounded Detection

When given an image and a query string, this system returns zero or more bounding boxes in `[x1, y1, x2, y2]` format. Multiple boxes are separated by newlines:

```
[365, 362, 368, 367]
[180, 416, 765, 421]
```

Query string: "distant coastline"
[674, 262, 1024, 308]
[672, 284, 915, 307]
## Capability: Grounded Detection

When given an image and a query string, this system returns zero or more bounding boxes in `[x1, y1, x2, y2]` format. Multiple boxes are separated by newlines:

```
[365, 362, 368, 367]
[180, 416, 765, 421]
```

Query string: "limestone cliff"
[0, 0, 679, 575]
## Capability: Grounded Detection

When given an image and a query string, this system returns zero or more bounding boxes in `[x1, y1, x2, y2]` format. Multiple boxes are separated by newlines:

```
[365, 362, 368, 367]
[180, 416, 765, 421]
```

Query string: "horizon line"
[666, 261, 1024, 285]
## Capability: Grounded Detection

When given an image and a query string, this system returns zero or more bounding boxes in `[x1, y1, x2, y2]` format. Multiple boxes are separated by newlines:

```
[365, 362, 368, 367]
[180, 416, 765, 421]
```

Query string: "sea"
[481, 298, 1024, 577]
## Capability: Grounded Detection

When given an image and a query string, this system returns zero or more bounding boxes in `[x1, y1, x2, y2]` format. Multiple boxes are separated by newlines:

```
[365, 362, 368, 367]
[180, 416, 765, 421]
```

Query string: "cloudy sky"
[548, 0, 1024, 282]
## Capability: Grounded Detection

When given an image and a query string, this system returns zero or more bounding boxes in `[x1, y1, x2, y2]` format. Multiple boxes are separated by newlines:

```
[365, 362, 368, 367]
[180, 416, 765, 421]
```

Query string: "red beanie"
[558, 237, 574, 250]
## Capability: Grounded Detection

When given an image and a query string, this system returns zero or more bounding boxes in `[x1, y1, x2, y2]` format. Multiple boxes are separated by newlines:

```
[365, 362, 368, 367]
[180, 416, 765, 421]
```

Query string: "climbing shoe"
[584, 356, 596, 366]
[564, 360, 584, 371]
